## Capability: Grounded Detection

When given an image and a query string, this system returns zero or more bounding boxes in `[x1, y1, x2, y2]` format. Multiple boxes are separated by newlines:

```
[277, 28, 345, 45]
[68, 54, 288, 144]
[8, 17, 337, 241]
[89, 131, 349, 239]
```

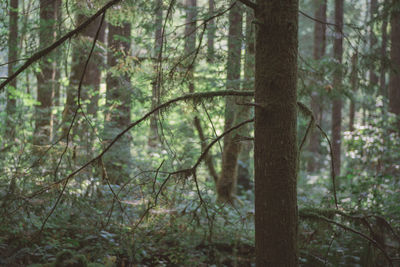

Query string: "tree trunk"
[103, 22, 132, 184]
[207, 0, 215, 62]
[237, 7, 254, 192]
[370, 0, 379, 91]
[307, 0, 327, 172]
[254, 1, 298, 265]
[389, 0, 400, 129]
[148, 0, 163, 148]
[349, 53, 358, 132]
[62, 13, 105, 140]
[331, 0, 344, 178]
[33, 0, 57, 146]
[217, 1, 243, 204]
[379, 1, 388, 97]
[5, 0, 18, 139]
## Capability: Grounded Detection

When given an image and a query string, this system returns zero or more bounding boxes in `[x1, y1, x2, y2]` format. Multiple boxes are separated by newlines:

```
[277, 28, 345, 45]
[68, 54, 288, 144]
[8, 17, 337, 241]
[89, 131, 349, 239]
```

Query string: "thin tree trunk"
[389, 0, 400, 129]
[207, 0, 215, 62]
[370, 0, 379, 90]
[237, 7, 254, 192]
[5, 0, 18, 139]
[104, 22, 132, 184]
[217, 0, 243, 204]
[380, 2, 388, 97]
[331, 0, 344, 178]
[308, 0, 327, 172]
[255, 1, 299, 265]
[34, 0, 58, 146]
[349, 53, 358, 132]
[148, 0, 163, 148]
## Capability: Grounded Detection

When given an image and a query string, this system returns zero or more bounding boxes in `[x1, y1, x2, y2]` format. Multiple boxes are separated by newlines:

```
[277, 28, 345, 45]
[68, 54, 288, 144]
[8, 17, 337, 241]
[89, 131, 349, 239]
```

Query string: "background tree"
[308, 0, 326, 172]
[217, 1, 243, 203]
[331, 0, 344, 178]
[5, 0, 18, 139]
[104, 21, 132, 184]
[389, 0, 400, 128]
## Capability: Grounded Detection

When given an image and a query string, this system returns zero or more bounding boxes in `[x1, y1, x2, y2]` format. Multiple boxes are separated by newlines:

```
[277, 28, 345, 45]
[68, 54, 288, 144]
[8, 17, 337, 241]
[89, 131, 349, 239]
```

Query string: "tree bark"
[237, 7, 254, 192]
[33, 0, 58, 146]
[331, 0, 343, 178]
[103, 22, 132, 184]
[217, 1, 243, 204]
[370, 0, 379, 91]
[349, 53, 358, 132]
[307, 0, 327, 172]
[62, 13, 105, 140]
[207, 0, 215, 62]
[254, 1, 298, 266]
[148, 0, 163, 148]
[389, 0, 400, 127]
[379, 1, 388, 97]
[5, 0, 18, 139]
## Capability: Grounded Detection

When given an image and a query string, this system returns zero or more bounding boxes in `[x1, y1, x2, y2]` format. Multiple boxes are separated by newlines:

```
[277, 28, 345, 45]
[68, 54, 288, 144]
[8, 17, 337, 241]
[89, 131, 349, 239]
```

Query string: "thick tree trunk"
[307, 0, 327, 172]
[331, 0, 343, 178]
[349, 53, 358, 132]
[389, 0, 400, 127]
[207, 0, 215, 62]
[62, 13, 105, 140]
[148, 0, 163, 148]
[5, 0, 18, 139]
[255, 1, 298, 266]
[217, 1, 243, 204]
[33, 0, 57, 146]
[237, 8, 254, 192]
[104, 22, 132, 184]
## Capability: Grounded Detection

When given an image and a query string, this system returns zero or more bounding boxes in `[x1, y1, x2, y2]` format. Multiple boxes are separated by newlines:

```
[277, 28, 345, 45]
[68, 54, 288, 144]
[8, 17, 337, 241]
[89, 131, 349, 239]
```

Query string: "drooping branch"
[0, 0, 122, 91]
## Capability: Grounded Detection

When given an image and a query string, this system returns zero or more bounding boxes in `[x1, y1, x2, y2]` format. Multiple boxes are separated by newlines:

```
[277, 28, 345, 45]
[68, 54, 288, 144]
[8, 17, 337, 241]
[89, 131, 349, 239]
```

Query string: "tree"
[148, 0, 163, 148]
[33, 0, 58, 146]
[370, 0, 379, 90]
[331, 0, 344, 178]
[62, 10, 105, 143]
[236, 7, 254, 192]
[217, 1, 243, 203]
[349, 53, 359, 132]
[103, 21, 132, 184]
[254, 1, 298, 265]
[308, 0, 327, 172]
[379, 0, 389, 97]
[5, 0, 18, 139]
[389, 0, 400, 127]
[207, 0, 215, 62]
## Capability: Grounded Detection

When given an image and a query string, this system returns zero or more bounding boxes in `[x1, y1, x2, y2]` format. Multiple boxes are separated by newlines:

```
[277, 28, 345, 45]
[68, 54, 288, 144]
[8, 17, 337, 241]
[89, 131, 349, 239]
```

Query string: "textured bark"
[104, 22, 132, 184]
[389, 0, 400, 125]
[207, 0, 215, 62]
[33, 0, 58, 146]
[331, 0, 343, 178]
[369, 0, 379, 90]
[254, 1, 298, 266]
[217, 1, 243, 204]
[5, 0, 18, 139]
[307, 0, 327, 172]
[349, 53, 358, 132]
[148, 0, 163, 148]
[237, 8, 254, 192]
